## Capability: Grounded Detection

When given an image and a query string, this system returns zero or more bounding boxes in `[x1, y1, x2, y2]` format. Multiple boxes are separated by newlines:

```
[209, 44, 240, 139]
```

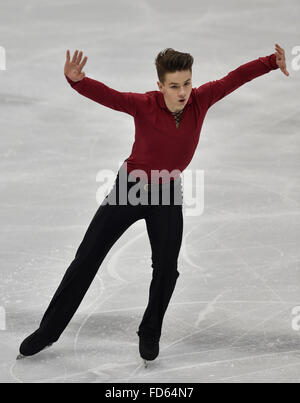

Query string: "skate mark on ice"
[105, 229, 146, 284]
[125, 304, 272, 382]
[229, 305, 290, 348]
[180, 222, 229, 276]
[209, 234, 285, 303]
[194, 292, 225, 327]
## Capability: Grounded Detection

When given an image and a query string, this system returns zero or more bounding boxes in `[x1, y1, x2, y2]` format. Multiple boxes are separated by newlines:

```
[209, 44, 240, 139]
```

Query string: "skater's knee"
[151, 260, 180, 278]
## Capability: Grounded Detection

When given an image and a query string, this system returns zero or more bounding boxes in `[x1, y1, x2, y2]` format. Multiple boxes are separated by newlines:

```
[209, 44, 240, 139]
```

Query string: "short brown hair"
[155, 48, 194, 85]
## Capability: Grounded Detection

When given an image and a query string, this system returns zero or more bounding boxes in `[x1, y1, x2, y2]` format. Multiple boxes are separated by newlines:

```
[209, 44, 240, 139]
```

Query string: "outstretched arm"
[197, 44, 289, 109]
[64, 49, 138, 117]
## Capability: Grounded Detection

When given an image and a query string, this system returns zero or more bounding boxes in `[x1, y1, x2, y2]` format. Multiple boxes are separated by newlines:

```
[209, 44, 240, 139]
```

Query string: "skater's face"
[157, 70, 192, 113]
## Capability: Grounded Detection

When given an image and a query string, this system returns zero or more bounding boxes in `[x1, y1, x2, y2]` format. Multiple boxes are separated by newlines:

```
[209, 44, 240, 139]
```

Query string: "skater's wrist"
[65, 74, 84, 86]
[269, 53, 279, 70]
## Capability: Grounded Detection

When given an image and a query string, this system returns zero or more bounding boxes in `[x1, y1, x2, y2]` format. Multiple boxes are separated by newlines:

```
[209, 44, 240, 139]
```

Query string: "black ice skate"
[136, 331, 160, 368]
[17, 329, 55, 360]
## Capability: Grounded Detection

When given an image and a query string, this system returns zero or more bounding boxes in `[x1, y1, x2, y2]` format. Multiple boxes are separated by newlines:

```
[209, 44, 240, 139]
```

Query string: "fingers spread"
[77, 50, 83, 65]
[71, 50, 78, 64]
[275, 44, 284, 55]
[66, 49, 70, 62]
[79, 56, 88, 72]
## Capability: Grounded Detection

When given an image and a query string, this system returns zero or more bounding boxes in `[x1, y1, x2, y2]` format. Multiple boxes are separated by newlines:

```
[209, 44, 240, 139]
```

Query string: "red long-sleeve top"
[65, 53, 278, 184]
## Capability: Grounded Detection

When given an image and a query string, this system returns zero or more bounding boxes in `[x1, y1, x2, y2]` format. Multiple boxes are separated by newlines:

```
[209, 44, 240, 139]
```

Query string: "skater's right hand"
[64, 49, 88, 82]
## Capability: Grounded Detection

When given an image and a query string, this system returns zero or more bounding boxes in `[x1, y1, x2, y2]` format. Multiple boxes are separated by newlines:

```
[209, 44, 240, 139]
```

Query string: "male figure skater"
[18, 44, 288, 367]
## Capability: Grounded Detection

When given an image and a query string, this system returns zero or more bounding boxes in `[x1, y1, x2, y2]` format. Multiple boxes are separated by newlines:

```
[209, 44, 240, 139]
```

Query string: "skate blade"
[143, 359, 148, 368]
[16, 343, 53, 360]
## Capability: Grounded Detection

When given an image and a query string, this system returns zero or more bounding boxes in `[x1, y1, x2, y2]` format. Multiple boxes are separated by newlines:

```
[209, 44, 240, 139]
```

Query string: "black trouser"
[38, 164, 184, 341]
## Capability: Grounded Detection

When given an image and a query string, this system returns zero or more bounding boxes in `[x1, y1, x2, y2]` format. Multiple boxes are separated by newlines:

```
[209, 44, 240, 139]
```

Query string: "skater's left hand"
[275, 43, 289, 76]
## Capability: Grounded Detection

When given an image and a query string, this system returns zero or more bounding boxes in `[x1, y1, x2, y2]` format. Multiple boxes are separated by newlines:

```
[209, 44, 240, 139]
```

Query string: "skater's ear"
[157, 81, 164, 91]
